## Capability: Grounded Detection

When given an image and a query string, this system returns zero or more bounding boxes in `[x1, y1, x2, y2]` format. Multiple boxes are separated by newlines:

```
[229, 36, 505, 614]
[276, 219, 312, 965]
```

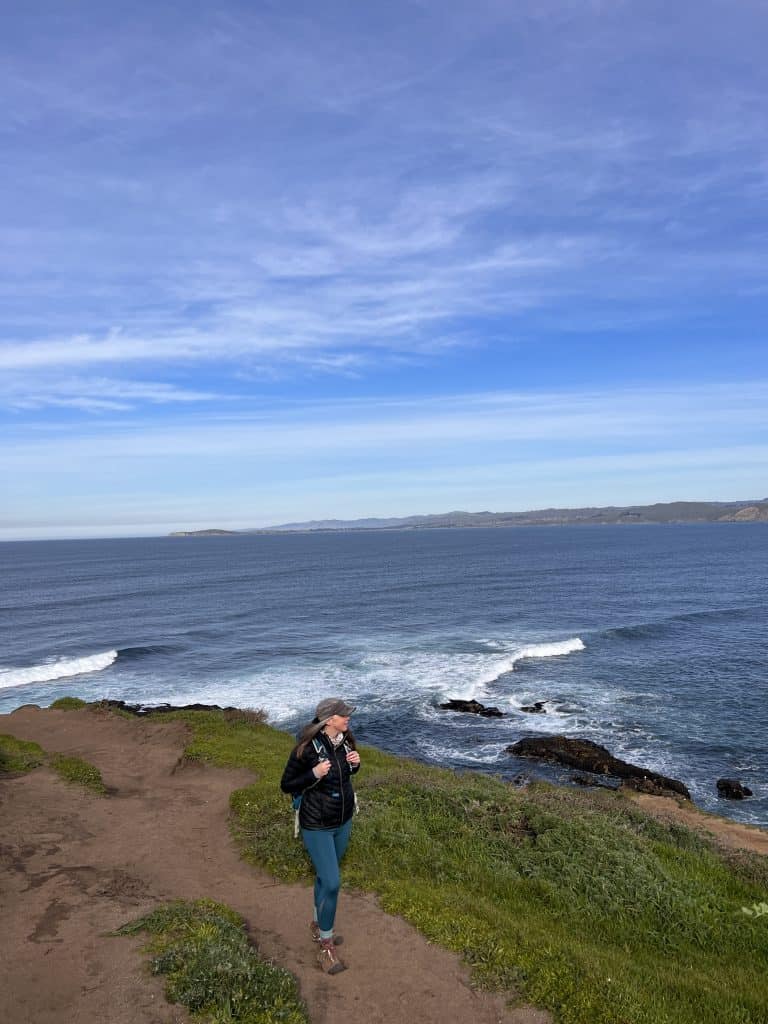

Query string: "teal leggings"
[300, 819, 353, 932]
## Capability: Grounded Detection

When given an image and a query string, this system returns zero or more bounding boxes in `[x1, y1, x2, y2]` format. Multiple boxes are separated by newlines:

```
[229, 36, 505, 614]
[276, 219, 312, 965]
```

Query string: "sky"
[2, 0, 767, 540]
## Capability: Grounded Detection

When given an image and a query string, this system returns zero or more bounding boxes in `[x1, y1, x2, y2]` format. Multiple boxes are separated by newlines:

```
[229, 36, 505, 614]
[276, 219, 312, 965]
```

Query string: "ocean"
[1, 525, 766, 827]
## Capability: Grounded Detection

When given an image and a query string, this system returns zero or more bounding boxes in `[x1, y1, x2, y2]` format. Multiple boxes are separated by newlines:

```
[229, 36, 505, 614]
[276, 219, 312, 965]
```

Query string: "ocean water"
[1, 526, 766, 827]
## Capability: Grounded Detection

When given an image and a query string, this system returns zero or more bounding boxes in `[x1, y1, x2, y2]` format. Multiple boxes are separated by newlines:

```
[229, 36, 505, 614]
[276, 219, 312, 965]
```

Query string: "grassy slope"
[157, 710, 768, 1024]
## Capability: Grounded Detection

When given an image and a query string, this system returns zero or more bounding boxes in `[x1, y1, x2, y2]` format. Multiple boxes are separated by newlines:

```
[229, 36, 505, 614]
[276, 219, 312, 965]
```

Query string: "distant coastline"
[170, 498, 768, 536]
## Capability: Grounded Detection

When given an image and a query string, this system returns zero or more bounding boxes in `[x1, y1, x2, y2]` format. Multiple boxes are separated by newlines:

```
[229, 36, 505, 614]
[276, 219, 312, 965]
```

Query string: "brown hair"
[295, 725, 357, 759]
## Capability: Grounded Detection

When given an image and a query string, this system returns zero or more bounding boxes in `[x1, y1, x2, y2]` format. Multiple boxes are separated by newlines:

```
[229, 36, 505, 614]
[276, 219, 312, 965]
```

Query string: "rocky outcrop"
[520, 701, 547, 714]
[619, 777, 686, 798]
[507, 736, 691, 799]
[438, 699, 504, 717]
[718, 505, 768, 522]
[94, 699, 240, 716]
[716, 778, 753, 799]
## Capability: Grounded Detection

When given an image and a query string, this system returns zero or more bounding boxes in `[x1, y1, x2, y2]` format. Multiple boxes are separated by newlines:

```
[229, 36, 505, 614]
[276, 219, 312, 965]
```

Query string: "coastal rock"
[570, 772, 616, 790]
[507, 735, 691, 800]
[438, 699, 504, 718]
[716, 778, 753, 800]
[620, 777, 686, 799]
[520, 701, 547, 714]
[94, 699, 237, 717]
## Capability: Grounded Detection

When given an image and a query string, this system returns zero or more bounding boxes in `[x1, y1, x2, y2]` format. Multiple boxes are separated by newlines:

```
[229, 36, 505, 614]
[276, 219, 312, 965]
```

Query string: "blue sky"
[2, 0, 767, 539]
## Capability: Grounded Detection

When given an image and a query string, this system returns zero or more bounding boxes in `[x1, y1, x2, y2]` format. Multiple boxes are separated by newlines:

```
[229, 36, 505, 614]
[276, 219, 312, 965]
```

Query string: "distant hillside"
[170, 499, 768, 536]
[170, 529, 239, 537]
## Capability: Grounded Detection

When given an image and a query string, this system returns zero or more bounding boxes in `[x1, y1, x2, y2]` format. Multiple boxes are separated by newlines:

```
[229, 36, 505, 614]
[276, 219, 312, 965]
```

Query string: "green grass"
[152, 708, 768, 1024]
[118, 898, 308, 1024]
[50, 752, 107, 794]
[50, 696, 88, 710]
[0, 719, 106, 794]
[0, 732, 45, 774]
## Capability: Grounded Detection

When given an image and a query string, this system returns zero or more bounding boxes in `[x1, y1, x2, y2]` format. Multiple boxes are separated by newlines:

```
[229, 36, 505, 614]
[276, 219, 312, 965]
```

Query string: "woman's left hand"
[346, 750, 361, 766]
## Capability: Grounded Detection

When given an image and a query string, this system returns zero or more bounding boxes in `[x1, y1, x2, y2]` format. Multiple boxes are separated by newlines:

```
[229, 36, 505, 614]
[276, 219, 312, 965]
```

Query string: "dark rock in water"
[94, 699, 236, 717]
[439, 699, 504, 718]
[716, 778, 753, 800]
[520, 701, 547, 714]
[507, 735, 691, 800]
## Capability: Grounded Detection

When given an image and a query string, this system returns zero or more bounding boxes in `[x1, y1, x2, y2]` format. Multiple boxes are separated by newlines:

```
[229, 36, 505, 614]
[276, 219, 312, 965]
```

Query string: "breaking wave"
[0, 650, 118, 690]
[478, 637, 585, 686]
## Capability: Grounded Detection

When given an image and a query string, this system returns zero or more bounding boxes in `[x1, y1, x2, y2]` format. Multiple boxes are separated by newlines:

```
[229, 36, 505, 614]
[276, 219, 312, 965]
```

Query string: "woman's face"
[326, 713, 350, 732]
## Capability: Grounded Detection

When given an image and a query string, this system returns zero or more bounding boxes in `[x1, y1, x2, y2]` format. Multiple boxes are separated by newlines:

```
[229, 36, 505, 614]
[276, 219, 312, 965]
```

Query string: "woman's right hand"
[312, 759, 331, 779]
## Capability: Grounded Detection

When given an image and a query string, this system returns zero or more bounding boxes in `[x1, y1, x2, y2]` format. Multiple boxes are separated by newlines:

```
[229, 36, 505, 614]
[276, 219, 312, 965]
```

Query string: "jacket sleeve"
[280, 748, 318, 795]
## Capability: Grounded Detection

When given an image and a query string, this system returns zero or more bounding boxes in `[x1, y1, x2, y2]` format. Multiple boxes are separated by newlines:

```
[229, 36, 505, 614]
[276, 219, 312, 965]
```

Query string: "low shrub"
[50, 696, 88, 710]
[0, 733, 45, 774]
[119, 898, 307, 1024]
[50, 753, 107, 794]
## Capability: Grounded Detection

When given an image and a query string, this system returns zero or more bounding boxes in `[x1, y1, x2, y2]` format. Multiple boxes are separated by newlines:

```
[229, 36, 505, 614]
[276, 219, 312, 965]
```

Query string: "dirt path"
[0, 707, 550, 1024]
[624, 791, 768, 855]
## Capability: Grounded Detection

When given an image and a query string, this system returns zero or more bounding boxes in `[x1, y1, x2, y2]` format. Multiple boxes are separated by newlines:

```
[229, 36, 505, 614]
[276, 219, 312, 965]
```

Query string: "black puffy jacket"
[280, 731, 360, 830]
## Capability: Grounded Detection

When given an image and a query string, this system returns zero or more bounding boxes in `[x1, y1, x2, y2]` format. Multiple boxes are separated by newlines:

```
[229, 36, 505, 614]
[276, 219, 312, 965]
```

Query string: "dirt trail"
[624, 791, 768, 855]
[0, 707, 550, 1024]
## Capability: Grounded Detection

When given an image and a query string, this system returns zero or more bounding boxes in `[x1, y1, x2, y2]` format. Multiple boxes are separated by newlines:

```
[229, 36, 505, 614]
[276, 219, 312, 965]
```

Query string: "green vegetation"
[50, 696, 88, 710]
[0, 733, 45, 774]
[154, 708, 768, 1024]
[50, 752, 107, 794]
[0, 718, 105, 794]
[118, 898, 307, 1024]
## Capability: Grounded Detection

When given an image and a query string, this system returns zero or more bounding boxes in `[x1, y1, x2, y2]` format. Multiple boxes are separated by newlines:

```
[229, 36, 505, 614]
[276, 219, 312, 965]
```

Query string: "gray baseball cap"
[315, 698, 356, 722]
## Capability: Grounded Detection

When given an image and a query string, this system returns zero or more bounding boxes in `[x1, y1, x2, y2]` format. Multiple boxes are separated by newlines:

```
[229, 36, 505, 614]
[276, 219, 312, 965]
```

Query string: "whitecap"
[0, 650, 118, 690]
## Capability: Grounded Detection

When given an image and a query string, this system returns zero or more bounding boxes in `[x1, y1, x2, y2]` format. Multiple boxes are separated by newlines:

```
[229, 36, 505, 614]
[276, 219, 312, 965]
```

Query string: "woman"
[280, 697, 361, 975]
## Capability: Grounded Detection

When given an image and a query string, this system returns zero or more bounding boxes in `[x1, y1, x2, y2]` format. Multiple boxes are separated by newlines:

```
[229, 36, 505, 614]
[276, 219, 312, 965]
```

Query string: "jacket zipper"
[333, 742, 345, 825]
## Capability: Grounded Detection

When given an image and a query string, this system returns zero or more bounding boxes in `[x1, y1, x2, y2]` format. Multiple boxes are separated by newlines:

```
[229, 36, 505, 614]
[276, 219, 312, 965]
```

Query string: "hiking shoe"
[318, 938, 346, 975]
[310, 921, 343, 945]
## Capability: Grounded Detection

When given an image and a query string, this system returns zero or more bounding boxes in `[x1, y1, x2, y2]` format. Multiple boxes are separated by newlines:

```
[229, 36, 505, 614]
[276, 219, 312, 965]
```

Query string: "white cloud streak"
[3, 380, 766, 466]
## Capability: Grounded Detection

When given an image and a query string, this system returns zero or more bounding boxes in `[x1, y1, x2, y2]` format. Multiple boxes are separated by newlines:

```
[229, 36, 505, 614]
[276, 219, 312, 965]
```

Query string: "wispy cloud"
[3, 379, 766, 465]
[2, 375, 227, 412]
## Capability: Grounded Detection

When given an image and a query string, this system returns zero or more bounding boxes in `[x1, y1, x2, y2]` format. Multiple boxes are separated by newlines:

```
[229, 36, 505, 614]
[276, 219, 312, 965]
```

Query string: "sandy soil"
[624, 791, 768, 855]
[0, 707, 551, 1024]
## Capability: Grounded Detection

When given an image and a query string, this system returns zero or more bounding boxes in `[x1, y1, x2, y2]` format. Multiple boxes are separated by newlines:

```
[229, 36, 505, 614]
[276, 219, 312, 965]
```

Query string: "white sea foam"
[206, 634, 589, 724]
[95, 632, 587, 726]
[419, 737, 507, 766]
[0, 650, 118, 690]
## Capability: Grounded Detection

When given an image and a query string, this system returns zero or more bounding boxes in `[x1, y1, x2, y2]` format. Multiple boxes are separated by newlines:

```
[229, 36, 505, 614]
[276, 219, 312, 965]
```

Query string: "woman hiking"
[280, 698, 361, 975]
